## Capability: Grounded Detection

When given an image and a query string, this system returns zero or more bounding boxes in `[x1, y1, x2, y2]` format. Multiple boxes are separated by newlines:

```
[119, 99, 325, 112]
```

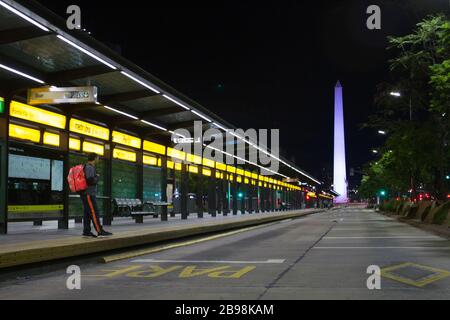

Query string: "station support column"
[0, 96, 10, 234]
[196, 165, 204, 218]
[160, 156, 168, 221]
[208, 168, 216, 217]
[247, 183, 253, 214]
[217, 174, 223, 215]
[222, 179, 228, 216]
[180, 163, 188, 220]
[232, 179, 238, 215]
[103, 131, 113, 226]
[58, 118, 70, 230]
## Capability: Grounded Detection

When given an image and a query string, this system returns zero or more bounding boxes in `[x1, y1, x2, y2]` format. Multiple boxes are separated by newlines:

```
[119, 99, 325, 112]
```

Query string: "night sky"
[36, 0, 450, 186]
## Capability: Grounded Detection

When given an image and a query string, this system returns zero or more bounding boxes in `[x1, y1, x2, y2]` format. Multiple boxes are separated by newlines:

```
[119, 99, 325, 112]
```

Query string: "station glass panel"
[112, 160, 138, 199]
[143, 165, 162, 202]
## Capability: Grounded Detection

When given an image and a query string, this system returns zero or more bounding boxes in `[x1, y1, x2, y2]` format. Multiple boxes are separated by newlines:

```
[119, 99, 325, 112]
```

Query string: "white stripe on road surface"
[313, 247, 450, 250]
[131, 259, 286, 264]
[323, 236, 440, 240]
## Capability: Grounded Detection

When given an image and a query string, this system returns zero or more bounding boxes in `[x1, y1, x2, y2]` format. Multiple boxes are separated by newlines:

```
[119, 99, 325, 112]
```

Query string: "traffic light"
[378, 189, 387, 197]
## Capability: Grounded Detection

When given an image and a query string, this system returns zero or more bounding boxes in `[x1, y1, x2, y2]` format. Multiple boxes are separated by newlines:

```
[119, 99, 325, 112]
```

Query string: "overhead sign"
[27, 86, 98, 105]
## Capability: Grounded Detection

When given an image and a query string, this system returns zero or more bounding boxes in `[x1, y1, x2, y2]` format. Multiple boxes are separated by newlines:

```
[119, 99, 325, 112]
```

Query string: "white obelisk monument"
[333, 81, 348, 203]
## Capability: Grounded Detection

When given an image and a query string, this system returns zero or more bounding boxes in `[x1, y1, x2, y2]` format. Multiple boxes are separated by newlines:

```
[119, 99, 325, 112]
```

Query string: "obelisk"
[333, 81, 348, 203]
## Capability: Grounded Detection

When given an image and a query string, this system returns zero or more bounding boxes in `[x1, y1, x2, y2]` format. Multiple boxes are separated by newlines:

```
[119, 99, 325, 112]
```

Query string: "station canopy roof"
[0, 0, 321, 185]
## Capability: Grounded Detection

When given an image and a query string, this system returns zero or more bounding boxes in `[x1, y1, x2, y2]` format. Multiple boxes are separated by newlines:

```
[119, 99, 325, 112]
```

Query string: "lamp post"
[390, 91, 415, 200]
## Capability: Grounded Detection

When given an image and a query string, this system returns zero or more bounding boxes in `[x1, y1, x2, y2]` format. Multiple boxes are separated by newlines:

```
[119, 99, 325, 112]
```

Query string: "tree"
[361, 15, 450, 200]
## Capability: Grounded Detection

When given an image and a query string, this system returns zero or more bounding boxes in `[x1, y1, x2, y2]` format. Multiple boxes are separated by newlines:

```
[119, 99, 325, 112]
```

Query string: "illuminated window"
[202, 168, 212, 177]
[9, 124, 40, 143]
[69, 138, 81, 151]
[143, 140, 166, 155]
[43, 132, 60, 147]
[236, 176, 242, 183]
[83, 141, 104, 156]
[10, 101, 66, 129]
[236, 168, 244, 176]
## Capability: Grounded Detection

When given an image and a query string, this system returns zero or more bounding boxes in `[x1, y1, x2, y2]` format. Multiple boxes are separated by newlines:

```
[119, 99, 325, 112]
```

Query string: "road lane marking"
[323, 236, 440, 240]
[102, 221, 283, 263]
[131, 259, 286, 264]
[313, 246, 450, 249]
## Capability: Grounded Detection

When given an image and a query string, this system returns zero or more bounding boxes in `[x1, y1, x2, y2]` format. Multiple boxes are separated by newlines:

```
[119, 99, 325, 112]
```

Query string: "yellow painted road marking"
[381, 262, 450, 288]
[102, 221, 283, 263]
[85, 264, 256, 279]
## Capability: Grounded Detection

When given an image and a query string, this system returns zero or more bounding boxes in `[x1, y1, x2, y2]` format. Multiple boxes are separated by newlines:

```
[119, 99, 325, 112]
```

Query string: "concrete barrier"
[0, 209, 322, 269]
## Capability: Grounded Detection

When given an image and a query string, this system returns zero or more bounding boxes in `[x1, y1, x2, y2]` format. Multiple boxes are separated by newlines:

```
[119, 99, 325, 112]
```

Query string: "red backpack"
[67, 165, 87, 193]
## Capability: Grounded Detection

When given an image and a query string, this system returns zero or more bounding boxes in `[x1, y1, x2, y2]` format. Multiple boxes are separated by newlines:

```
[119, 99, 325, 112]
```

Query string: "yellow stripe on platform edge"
[8, 204, 64, 213]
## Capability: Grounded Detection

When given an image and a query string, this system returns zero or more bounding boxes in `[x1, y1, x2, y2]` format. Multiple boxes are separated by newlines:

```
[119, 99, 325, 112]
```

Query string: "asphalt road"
[0, 208, 449, 300]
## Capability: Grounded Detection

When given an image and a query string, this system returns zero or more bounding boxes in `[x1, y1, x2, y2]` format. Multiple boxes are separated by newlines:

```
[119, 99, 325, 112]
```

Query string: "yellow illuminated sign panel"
[167, 147, 186, 161]
[175, 162, 182, 171]
[236, 176, 242, 183]
[236, 168, 244, 176]
[70, 118, 109, 141]
[83, 141, 104, 156]
[112, 131, 141, 149]
[186, 153, 202, 164]
[226, 166, 236, 174]
[188, 165, 199, 174]
[244, 178, 250, 184]
[10, 101, 66, 129]
[43, 132, 60, 147]
[202, 157, 215, 168]
[143, 140, 166, 155]
[113, 149, 137, 162]
[143, 155, 158, 166]
[202, 168, 212, 177]
[69, 138, 81, 151]
[167, 160, 174, 169]
[216, 162, 227, 171]
[251, 173, 258, 180]
[9, 124, 40, 143]
[244, 171, 252, 178]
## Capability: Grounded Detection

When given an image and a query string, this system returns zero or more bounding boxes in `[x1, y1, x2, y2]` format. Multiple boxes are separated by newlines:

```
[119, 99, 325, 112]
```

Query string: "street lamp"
[372, 149, 379, 154]
[389, 90, 412, 121]
[378, 130, 386, 135]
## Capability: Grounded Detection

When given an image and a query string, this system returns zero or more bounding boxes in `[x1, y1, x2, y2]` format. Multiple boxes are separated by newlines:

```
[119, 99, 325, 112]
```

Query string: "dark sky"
[36, 0, 450, 185]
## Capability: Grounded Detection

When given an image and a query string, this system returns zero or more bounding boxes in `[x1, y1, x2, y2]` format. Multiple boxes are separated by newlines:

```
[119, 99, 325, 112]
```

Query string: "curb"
[0, 210, 323, 269]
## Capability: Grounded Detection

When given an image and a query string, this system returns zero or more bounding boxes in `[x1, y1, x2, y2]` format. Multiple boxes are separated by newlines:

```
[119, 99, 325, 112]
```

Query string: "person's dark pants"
[80, 193, 102, 234]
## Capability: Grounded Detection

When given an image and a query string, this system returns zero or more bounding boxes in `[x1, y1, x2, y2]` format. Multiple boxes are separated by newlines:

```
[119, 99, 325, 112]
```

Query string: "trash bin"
[187, 193, 197, 213]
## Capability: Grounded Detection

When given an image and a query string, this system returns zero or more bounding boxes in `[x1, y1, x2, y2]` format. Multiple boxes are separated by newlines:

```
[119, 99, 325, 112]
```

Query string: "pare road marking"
[85, 264, 257, 279]
[131, 259, 285, 264]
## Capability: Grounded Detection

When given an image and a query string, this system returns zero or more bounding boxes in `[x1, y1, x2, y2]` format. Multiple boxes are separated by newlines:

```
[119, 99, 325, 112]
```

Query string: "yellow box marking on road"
[381, 262, 450, 288]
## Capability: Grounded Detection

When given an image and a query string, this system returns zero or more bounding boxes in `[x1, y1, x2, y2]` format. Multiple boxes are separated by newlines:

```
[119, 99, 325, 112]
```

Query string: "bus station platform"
[0, 209, 323, 269]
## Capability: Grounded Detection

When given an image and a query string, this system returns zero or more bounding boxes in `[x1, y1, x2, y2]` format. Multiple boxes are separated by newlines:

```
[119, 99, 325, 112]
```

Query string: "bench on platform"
[112, 198, 156, 223]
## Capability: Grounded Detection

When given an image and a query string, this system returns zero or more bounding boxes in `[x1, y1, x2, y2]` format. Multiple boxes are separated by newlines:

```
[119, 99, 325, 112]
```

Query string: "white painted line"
[323, 236, 440, 240]
[313, 247, 450, 250]
[131, 259, 286, 264]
